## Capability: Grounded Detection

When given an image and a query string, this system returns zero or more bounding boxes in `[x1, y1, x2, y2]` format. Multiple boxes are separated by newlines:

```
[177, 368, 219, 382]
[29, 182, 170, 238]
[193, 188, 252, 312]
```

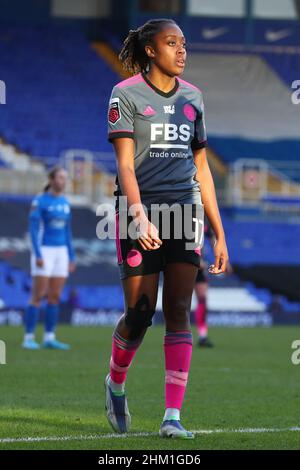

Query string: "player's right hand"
[36, 258, 44, 268]
[135, 216, 162, 251]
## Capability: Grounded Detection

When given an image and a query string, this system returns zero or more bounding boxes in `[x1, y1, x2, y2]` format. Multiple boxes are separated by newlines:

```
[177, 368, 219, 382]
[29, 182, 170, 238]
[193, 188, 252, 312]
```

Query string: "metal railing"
[228, 158, 300, 210]
[1, 152, 300, 213]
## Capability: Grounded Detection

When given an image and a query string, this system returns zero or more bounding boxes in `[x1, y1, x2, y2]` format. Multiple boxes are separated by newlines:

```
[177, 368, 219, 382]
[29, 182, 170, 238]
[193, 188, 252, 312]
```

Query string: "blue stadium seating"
[221, 214, 300, 266]
[0, 24, 119, 168]
[2, 256, 300, 312]
[0, 260, 125, 310]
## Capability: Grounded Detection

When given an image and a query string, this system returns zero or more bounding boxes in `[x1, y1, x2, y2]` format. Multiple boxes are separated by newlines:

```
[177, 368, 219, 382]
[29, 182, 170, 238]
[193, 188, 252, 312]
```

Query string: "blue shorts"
[115, 204, 204, 280]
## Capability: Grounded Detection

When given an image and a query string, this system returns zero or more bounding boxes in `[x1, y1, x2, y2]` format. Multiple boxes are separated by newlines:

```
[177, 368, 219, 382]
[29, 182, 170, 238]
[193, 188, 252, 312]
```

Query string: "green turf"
[0, 325, 300, 450]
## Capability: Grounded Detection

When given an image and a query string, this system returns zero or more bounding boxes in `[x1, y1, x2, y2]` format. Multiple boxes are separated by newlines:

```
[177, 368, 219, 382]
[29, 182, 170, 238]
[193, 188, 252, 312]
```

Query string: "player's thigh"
[31, 276, 49, 301]
[116, 210, 163, 281]
[163, 204, 203, 269]
[48, 277, 66, 298]
[122, 272, 160, 311]
[116, 210, 161, 311]
[163, 262, 198, 321]
[52, 247, 69, 278]
[30, 246, 53, 277]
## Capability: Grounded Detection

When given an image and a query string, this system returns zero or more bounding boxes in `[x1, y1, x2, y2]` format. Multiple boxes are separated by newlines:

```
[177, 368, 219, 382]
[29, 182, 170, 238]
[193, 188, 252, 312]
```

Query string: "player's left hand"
[208, 237, 229, 275]
[69, 262, 76, 273]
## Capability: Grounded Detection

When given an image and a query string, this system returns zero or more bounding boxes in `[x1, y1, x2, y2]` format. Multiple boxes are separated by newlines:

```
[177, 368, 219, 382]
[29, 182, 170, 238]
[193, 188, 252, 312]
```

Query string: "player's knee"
[31, 292, 46, 306]
[30, 298, 42, 307]
[124, 294, 155, 336]
[166, 301, 190, 325]
[47, 292, 60, 304]
[125, 306, 154, 334]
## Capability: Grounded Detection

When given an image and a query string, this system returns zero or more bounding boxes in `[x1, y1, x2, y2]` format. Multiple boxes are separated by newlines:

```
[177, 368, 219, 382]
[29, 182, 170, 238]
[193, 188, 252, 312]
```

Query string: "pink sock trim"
[164, 331, 193, 409]
[109, 332, 141, 384]
[195, 300, 207, 337]
[166, 370, 188, 387]
[110, 356, 130, 374]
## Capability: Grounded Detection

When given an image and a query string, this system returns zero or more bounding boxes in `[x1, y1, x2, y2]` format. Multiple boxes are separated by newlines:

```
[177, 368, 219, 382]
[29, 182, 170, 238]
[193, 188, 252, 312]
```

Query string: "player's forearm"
[117, 166, 147, 220]
[67, 243, 75, 262]
[194, 150, 225, 240]
[66, 222, 75, 261]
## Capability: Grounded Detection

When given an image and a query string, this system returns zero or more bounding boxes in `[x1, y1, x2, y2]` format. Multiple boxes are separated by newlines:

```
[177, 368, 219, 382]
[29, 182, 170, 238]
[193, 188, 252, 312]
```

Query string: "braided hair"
[119, 18, 177, 75]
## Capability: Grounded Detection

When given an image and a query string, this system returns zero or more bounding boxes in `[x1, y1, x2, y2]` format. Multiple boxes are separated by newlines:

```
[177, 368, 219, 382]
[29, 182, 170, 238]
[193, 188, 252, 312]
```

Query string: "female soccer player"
[22, 167, 76, 350]
[105, 18, 229, 438]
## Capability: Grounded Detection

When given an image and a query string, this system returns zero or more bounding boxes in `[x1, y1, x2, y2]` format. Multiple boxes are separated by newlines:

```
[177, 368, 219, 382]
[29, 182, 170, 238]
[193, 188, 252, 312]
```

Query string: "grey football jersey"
[107, 72, 207, 209]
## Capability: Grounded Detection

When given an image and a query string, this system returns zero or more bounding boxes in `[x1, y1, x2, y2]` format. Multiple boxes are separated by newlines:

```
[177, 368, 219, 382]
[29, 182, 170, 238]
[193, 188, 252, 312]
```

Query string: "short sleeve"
[191, 93, 207, 150]
[107, 86, 135, 142]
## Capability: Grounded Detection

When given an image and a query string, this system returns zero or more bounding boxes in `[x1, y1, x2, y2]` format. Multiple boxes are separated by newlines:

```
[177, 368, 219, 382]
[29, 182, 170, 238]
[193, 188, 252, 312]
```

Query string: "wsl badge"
[108, 97, 121, 124]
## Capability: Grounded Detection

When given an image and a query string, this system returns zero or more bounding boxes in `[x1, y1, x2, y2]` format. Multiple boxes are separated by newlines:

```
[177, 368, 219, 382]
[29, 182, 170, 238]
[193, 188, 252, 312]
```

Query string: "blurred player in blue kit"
[22, 167, 76, 350]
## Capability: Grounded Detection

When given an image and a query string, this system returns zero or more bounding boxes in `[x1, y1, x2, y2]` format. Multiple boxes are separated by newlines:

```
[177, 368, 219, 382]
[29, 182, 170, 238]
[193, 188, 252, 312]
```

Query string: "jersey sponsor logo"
[50, 219, 67, 229]
[163, 105, 175, 114]
[150, 123, 191, 149]
[108, 97, 121, 124]
[47, 204, 70, 213]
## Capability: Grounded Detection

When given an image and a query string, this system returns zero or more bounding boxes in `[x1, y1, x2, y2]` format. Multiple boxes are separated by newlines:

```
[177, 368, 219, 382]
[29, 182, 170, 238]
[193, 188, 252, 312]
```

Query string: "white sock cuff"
[44, 332, 55, 342]
[24, 333, 34, 341]
[108, 375, 125, 393]
[164, 408, 180, 421]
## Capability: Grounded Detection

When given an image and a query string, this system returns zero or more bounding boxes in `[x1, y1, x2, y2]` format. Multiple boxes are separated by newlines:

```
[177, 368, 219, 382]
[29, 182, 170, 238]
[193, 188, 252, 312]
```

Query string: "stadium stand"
[0, 20, 300, 323]
[1, 198, 300, 313]
[184, 52, 300, 174]
[0, 24, 118, 167]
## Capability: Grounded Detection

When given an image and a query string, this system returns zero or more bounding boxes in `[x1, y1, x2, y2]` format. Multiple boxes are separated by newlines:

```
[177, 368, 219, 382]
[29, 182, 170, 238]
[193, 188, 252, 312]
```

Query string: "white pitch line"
[0, 427, 300, 444]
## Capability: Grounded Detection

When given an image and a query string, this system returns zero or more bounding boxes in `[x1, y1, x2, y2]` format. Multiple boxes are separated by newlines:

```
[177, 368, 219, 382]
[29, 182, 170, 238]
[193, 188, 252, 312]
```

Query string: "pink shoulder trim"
[178, 77, 202, 93]
[115, 73, 143, 89]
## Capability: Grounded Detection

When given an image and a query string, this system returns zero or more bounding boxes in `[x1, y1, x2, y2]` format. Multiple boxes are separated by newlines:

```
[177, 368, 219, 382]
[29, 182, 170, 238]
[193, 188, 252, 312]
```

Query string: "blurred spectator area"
[1, 20, 300, 208]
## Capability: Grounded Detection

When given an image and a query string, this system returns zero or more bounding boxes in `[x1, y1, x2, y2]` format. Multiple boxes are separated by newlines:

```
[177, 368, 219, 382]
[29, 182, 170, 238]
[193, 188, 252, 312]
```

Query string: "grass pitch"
[0, 325, 300, 450]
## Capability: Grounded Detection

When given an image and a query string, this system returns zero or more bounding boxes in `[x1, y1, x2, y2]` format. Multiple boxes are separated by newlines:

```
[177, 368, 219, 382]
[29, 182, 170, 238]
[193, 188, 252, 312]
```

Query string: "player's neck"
[49, 189, 62, 197]
[145, 68, 177, 94]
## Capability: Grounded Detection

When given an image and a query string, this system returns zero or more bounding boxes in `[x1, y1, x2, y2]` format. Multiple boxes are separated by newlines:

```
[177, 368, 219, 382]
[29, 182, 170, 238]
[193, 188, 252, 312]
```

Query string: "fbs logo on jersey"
[108, 98, 121, 124]
[150, 123, 191, 143]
